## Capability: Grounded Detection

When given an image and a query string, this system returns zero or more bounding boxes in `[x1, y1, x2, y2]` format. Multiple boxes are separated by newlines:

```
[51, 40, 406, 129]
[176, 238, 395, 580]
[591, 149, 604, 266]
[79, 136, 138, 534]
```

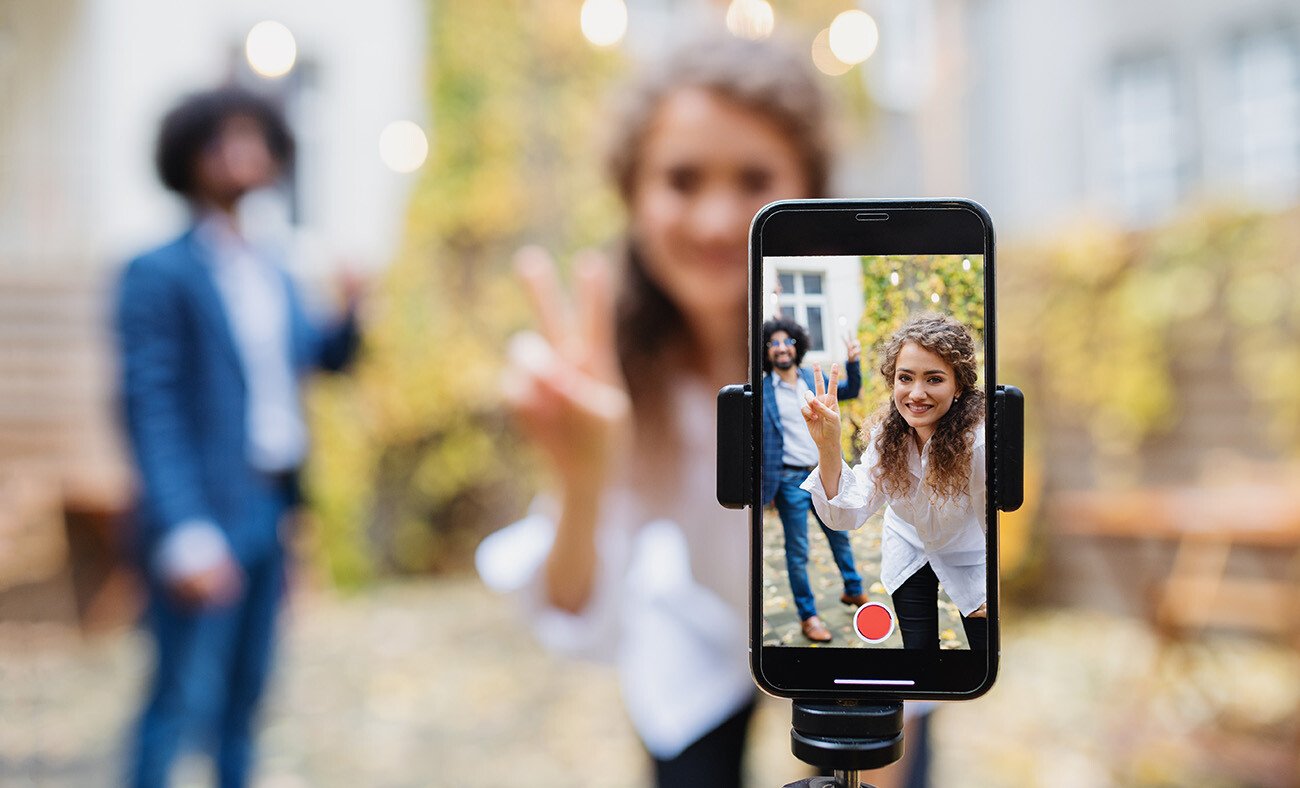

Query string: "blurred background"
[2, 0, 1299, 785]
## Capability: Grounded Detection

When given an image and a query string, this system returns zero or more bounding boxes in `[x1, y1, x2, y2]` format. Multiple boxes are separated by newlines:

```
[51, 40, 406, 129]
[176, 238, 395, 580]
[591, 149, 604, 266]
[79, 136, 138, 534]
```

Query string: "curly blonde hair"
[866, 313, 984, 501]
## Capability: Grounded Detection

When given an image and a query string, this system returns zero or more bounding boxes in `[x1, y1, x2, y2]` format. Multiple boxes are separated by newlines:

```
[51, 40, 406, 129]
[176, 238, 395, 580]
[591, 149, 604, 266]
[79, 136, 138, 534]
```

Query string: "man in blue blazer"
[115, 88, 359, 787]
[760, 318, 864, 642]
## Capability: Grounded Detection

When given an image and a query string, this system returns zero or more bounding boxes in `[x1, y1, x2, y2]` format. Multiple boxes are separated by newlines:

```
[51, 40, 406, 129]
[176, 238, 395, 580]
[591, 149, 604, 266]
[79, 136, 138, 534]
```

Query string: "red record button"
[853, 602, 895, 644]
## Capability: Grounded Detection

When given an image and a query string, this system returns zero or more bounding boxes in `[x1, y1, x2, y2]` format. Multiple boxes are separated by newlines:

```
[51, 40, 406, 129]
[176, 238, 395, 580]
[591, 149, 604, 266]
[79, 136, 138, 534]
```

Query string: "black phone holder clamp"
[718, 383, 1025, 512]
[782, 700, 904, 788]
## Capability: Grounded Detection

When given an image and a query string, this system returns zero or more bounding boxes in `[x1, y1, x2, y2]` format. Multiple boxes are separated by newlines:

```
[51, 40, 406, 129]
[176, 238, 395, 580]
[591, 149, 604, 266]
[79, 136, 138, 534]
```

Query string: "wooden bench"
[1051, 482, 1300, 648]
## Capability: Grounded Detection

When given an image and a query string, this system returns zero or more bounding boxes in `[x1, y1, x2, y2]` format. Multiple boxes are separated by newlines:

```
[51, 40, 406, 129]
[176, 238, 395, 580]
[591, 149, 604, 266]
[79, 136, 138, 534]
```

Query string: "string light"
[580, 0, 627, 47]
[725, 0, 775, 40]
[245, 21, 297, 78]
[811, 28, 852, 76]
[379, 121, 429, 173]
[828, 10, 879, 65]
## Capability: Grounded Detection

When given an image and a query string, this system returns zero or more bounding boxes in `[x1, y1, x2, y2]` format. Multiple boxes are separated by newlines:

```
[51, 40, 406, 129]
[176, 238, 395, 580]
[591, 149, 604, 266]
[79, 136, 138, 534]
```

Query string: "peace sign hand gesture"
[844, 335, 861, 363]
[505, 246, 631, 490]
[800, 361, 843, 457]
[801, 361, 847, 498]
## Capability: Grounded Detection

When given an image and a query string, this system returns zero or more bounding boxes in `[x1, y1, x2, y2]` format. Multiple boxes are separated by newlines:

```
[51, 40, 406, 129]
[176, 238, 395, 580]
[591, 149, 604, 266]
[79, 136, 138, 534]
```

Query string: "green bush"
[302, 1, 621, 586]
[842, 254, 984, 460]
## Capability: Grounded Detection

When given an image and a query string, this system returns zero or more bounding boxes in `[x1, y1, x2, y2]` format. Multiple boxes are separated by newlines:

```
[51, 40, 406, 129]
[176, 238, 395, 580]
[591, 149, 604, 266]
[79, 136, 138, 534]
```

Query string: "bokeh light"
[245, 20, 297, 79]
[811, 27, 852, 76]
[828, 9, 879, 65]
[580, 0, 627, 48]
[725, 0, 775, 41]
[379, 120, 429, 173]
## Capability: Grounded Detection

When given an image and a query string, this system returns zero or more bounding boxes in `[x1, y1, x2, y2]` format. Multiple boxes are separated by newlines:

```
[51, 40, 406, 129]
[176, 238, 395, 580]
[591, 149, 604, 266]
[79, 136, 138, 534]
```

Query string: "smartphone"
[749, 199, 997, 700]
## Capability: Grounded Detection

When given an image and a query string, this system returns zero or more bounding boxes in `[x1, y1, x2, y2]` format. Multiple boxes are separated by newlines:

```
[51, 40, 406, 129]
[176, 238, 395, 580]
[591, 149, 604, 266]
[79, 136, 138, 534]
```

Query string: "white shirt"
[196, 215, 306, 473]
[801, 423, 987, 615]
[770, 372, 819, 467]
[475, 378, 754, 759]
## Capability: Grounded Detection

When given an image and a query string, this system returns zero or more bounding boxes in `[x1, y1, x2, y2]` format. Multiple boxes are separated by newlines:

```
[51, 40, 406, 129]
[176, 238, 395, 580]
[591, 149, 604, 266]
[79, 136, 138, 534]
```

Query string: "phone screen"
[750, 201, 996, 698]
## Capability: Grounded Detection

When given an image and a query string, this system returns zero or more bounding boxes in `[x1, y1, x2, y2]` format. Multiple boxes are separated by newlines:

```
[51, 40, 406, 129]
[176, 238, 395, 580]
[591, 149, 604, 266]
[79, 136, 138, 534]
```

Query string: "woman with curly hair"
[800, 312, 988, 650]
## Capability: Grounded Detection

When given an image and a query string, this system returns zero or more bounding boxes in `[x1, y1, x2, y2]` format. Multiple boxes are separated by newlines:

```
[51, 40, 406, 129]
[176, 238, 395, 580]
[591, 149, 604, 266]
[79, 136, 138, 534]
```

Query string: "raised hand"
[800, 361, 843, 457]
[504, 246, 631, 490]
[844, 334, 861, 363]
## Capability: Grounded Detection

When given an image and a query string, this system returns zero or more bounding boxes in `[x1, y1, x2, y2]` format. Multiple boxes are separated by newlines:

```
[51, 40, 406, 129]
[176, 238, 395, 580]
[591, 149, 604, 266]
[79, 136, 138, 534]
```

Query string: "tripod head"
[782, 700, 904, 788]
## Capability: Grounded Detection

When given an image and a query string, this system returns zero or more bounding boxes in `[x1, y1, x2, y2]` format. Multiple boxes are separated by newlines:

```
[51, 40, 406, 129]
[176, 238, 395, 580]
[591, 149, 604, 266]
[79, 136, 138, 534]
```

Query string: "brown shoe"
[801, 616, 832, 642]
[841, 592, 869, 607]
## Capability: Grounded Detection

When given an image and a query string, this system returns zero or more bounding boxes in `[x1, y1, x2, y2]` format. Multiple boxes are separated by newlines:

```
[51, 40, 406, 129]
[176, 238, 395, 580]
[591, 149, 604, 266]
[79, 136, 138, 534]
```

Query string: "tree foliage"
[303, 1, 621, 585]
[1001, 207, 1300, 471]
[841, 254, 985, 459]
[997, 206, 1300, 582]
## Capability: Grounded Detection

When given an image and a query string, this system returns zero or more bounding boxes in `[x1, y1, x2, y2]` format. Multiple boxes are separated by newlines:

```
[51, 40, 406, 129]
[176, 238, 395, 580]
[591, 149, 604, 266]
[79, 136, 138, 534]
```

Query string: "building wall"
[762, 255, 865, 368]
[839, 0, 1300, 238]
[1, 0, 428, 272]
[0, 0, 97, 268]
[966, 0, 1299, 237]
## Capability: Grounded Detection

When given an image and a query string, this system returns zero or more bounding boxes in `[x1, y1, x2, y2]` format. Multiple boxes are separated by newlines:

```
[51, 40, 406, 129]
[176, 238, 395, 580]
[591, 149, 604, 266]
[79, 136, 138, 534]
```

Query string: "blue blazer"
[760, 360, 861, 505]
[115, 228, 358, 572]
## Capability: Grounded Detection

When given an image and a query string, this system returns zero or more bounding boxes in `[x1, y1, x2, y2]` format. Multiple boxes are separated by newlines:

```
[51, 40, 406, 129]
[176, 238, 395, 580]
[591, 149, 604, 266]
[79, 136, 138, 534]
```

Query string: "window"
[1111, 56, 1184, 222]
[1230, 30, 1300, 204]
[776, 270, 829, 352]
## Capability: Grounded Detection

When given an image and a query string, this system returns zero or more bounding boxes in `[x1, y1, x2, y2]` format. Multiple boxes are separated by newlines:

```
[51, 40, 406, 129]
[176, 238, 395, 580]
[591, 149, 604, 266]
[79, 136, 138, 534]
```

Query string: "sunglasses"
[767, 338, 797, 348]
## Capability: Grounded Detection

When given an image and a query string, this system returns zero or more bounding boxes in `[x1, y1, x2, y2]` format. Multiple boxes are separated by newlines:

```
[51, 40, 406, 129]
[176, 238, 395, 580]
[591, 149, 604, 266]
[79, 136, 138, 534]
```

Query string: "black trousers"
[890, 563, 988, 651]
[652, 698, 756, 788]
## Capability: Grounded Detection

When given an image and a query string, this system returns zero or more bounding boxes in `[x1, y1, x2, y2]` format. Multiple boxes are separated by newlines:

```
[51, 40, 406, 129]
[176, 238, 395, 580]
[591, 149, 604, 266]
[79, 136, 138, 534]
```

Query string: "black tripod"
[782, 700, 905, 788]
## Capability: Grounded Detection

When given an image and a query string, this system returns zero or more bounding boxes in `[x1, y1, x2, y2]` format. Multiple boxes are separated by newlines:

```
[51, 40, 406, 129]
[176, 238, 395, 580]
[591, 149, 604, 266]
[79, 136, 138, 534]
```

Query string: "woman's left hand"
[505, 247, 630, 491]
[800, 361, 843, 456]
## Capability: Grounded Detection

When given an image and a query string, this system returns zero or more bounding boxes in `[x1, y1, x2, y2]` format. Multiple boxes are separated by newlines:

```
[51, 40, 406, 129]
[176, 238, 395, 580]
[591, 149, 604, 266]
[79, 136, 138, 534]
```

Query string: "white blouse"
[801, 424, 987, 616]
[475, 378, 754, 759]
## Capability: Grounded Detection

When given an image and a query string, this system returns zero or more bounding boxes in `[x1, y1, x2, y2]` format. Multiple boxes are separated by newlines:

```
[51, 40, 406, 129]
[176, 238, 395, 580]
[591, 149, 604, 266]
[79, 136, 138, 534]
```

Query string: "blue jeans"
[774, 468, 863, 622]
[130, 483, 291, 788]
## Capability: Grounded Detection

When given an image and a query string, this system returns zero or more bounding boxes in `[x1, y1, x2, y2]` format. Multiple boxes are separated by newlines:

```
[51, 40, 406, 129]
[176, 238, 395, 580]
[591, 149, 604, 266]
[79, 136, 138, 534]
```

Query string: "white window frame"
[775, 268, 831, 354]
[1230, 29, 1300, 204]
[1111, 55, 1184, 223]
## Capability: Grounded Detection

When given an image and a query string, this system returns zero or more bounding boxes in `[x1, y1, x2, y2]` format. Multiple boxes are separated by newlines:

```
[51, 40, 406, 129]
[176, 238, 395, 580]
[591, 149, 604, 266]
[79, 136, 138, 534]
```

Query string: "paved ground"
[0, 578, 806, 787]
[762, 508, 968, 648]
[2, 576, 1298, 787]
